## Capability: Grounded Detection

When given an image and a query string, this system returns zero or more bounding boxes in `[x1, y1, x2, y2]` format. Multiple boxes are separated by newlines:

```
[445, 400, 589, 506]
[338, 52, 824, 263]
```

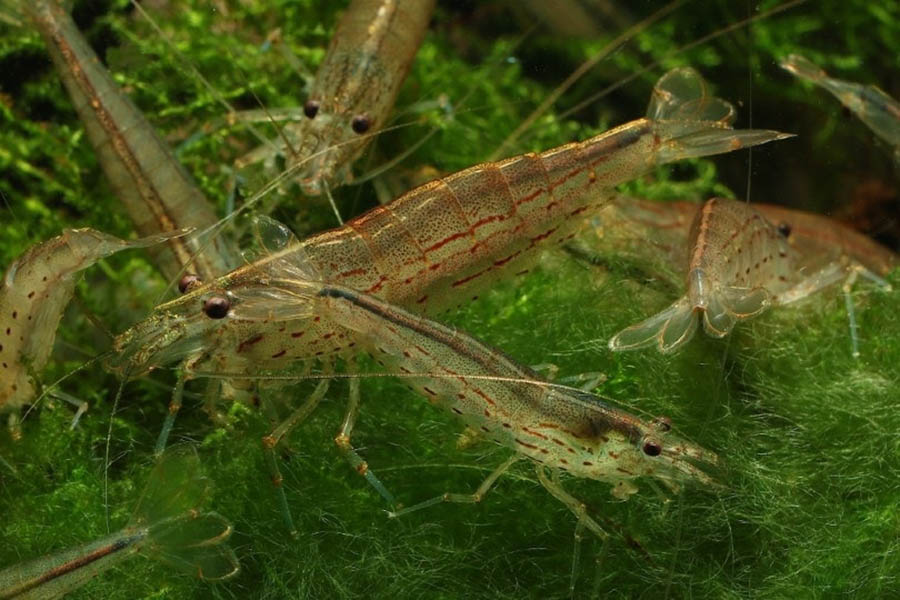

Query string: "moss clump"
[1, 1, 898, 598]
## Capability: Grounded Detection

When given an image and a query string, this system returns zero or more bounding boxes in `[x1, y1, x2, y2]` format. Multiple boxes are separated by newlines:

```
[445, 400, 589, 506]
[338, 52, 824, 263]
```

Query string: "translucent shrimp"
[603, 197, 896, 354]
[234, 0, 436, 198]
[202, 264, 719, 540]
[780, 54, 900, 167]
[0, 228, 181, 422]
[7, 0, 235, 282]
[109, 67, 790, 378]
[0, 446, 238, 599]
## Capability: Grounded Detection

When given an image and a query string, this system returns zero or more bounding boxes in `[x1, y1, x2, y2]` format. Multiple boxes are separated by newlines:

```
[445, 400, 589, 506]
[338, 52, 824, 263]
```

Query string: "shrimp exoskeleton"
[0, 446, 238, 599]
[603, 197, 896, 354]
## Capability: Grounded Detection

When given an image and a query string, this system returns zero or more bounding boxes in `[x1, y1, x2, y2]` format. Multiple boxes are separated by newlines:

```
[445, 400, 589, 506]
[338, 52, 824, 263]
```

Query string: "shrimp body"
[311, 283, 717, 495]
[214, 265, 717, 507]
[17, 0, 233, 281]
[606, 197, 897, 353]
[111, 68, 790, 375]
[781, 54, 900, 159]
[244, 0, 435, 196]
[0, 447, 238, 599]
[0, 229, 179, 412]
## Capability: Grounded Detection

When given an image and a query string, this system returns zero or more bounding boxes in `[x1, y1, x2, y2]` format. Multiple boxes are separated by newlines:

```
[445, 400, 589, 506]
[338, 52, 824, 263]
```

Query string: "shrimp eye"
[304, 100, 320, 119]
[651, 416, 672, 433]
[777, 222, 792, 237]
[203, 296, 231, 319]
[178, 274, 201, 294]
[642, 441, 662, 457]
[351, 114, 371, 134]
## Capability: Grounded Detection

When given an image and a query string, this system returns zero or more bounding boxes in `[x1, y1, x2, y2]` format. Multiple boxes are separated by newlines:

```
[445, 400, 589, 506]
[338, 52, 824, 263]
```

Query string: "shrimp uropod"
[780, 54, 900, 167]
[0, 446, 238, 600]
[601, 197, 896, 354]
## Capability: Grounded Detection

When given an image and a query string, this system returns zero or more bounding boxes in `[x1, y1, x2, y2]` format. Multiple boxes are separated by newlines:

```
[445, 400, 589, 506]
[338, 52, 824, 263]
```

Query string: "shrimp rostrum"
[602, 197, 897, 354]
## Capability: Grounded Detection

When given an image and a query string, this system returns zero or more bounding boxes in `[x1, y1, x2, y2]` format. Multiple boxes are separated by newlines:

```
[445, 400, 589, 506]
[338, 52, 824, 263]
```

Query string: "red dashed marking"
[237, 334, 264, 353]
[522, 427, 548, 440]
[493, 250, 522, 268]
[516, 188, 544, 207]
[271, 350, 287, 358]
[472, 388, 496, 407]
[528, 226, 559, 246]
[290, 331, 305, 338]
[451, 267, 490, 288]
[424, 230, 471, 254]
[337, 267, 367, 279]
[364, 276, 388, 294]
[515, 438, 539, 450]
[569, 205, 589, 217]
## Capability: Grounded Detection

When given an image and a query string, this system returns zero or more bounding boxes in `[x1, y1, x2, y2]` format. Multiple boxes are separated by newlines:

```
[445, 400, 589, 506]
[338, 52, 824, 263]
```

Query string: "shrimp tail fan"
[647, 67, 794, 163]
[608, 297, 698, 354]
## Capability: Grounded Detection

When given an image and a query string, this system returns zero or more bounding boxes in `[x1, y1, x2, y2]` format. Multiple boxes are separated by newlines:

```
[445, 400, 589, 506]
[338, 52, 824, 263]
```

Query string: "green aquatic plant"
[0, 0, 898, 598]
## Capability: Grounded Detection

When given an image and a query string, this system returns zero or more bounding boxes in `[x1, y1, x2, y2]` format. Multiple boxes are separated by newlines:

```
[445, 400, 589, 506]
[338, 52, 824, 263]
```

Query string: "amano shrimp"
[780, 54, 900, 168]
[7, 0, 234, 283]
[601, 197, 896, 354]
[233, 0, 436, 199]
[0, 229, 181, 426]
[0, 446, 238, 600]
[110, 67, 790, 378]
[158, 254, 720, 541]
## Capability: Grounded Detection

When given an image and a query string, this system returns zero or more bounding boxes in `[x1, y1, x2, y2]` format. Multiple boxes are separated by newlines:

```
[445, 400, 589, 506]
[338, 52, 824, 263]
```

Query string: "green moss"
[1, 1, 898, 598]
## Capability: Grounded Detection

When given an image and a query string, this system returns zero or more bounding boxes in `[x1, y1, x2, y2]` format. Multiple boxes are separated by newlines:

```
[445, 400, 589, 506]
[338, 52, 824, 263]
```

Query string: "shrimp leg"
[386, 454, 520, 518]
[261, 376, 331, 536]
[333, 369, 395, 505]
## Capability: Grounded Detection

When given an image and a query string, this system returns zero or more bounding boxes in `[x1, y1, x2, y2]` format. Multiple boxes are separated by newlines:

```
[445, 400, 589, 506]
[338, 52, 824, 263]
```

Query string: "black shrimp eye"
[642, 441, 662, 457]
[303, 100, 320, 119]
[651, 416, 672, 432]
[777, 222, 792, 238]
[203, 296, 231, 319]
[351, 114, 371, 134]
[178, 274, 201, 294]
